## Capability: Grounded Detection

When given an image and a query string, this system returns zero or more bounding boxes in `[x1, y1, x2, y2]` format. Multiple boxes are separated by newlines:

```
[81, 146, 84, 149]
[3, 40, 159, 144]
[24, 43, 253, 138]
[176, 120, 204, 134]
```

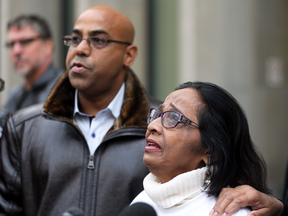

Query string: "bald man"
[0, 6, 160, 216]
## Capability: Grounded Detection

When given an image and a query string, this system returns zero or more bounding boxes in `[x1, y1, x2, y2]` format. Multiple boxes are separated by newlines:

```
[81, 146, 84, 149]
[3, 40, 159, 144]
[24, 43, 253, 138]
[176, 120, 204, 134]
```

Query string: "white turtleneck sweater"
[131, 167, 250, 216]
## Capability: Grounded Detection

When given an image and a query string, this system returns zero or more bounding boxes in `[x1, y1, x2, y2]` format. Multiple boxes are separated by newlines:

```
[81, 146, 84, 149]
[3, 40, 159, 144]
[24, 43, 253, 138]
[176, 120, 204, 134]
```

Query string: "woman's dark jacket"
[0, 68, 161, 216]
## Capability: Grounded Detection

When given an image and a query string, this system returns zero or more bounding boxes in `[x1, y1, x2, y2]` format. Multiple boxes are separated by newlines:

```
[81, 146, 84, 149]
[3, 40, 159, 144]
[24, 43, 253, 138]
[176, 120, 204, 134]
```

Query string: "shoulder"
[7, 84, 24, 97]
[131, 190, 156, 206]
[131, 190, 250, 216]
[9, 103, 44, 125]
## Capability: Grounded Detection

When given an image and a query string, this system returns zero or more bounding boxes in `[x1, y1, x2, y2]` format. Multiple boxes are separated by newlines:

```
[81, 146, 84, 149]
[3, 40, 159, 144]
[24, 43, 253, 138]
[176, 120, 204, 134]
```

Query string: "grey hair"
[7, 15, 52, 40]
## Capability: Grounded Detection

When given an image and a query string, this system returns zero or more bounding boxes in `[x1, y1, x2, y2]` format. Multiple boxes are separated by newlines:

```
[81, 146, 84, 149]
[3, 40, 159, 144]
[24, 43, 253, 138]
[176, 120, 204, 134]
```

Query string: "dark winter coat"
[0, 68, 161, 216]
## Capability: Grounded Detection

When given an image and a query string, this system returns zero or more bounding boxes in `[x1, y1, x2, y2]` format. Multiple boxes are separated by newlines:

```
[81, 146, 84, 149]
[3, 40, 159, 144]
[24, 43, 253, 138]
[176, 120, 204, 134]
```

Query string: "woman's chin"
[143, 154, 157, 167]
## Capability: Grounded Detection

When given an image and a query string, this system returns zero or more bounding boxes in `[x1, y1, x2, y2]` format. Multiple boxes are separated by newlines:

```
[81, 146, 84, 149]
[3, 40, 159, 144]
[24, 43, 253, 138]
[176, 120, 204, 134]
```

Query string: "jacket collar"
[43, 68, 150, 131]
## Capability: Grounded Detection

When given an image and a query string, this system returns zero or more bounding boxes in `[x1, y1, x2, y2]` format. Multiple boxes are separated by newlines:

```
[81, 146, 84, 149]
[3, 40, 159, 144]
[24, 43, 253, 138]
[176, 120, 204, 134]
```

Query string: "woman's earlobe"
[203, 153, 210, 165]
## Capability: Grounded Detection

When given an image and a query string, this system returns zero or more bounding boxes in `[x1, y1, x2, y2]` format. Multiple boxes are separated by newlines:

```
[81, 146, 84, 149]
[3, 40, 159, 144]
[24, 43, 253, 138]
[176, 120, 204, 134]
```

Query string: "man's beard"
[13, 56, 33, 77]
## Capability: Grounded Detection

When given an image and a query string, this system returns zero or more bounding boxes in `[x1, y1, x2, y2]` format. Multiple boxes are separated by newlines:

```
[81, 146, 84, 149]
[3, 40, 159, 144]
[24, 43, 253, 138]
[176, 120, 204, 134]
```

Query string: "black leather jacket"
[0, 68, 161, 216]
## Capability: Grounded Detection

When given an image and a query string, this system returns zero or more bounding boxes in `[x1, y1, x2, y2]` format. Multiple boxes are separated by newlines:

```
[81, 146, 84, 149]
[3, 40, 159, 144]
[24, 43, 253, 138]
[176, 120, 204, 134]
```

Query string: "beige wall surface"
[196, 0, 288, 199]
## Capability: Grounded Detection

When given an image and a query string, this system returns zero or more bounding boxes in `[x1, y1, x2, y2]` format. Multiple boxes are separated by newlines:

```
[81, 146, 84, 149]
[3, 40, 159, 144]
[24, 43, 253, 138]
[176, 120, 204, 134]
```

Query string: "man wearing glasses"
[0, 15, 63, 123]
[0, 6, 160, 216]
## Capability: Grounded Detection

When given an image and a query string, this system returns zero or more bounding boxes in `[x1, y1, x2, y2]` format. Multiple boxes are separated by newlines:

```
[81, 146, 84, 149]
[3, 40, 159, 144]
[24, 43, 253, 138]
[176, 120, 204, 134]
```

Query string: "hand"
[209, 185, 284, 216]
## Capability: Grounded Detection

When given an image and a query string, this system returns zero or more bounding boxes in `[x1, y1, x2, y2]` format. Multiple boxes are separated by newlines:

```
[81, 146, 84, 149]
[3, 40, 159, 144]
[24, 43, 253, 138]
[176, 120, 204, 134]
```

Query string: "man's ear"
[123, 45, 138, 67]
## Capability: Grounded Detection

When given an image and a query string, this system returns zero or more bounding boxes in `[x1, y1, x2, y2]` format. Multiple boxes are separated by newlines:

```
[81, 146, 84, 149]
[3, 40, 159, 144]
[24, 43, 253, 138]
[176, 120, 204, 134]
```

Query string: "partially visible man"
[0, 15, 63, 121]
[0, 6, 160, 216]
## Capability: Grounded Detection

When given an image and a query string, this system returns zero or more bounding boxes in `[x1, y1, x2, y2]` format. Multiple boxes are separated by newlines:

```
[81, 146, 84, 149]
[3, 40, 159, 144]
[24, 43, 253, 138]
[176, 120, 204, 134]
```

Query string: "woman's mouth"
[145, 139, 162, 152]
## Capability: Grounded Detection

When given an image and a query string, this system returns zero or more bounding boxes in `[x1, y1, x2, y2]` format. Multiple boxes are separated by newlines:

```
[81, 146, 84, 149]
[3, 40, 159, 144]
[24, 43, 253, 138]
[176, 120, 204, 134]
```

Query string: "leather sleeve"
[280, 200, 288, 216]
[0, 115, 23, 215]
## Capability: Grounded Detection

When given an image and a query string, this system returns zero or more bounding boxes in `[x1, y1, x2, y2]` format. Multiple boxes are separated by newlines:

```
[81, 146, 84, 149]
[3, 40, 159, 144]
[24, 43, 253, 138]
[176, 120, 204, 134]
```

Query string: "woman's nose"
[147, 117, 162, 135]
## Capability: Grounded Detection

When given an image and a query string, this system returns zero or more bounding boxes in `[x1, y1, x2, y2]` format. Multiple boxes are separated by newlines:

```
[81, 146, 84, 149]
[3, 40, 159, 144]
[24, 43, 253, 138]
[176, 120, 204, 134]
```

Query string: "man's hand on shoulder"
[209, 185, 284, 216]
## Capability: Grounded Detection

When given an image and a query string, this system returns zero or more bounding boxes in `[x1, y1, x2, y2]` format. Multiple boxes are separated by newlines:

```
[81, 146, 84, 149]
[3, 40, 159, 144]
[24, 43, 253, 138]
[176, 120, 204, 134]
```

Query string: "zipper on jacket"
[87, 155, 95, 169]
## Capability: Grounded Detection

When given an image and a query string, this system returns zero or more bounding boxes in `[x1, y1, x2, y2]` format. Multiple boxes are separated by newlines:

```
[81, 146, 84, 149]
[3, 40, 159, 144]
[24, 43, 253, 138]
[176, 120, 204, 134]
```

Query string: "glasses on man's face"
[62, 35, 131, 49]
[6, 36, 42, 48]
[147, 108, 199, 129]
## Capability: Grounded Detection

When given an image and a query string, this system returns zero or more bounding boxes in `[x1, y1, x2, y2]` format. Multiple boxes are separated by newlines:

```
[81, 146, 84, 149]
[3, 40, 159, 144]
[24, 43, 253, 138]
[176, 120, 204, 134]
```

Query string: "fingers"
[210, 185, 257, 216]
[210, 185, 284, 216]
[211, 195, 250, 216]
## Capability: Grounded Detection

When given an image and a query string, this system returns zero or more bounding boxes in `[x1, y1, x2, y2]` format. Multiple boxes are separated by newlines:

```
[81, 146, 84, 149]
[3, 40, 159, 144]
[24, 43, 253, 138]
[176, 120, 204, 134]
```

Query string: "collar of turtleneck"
[143, 167, 207, 209]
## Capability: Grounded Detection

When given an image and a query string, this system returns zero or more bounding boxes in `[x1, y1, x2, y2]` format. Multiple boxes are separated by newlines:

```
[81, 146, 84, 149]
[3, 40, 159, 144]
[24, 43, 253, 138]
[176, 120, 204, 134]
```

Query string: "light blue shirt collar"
[73, 83, 125, 118]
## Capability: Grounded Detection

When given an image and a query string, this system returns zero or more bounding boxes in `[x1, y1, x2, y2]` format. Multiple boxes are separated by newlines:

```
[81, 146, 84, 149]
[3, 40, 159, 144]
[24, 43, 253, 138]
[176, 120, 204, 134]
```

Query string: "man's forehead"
[8, 25, 38, 39]
[9, 24, 35, 33]
[75, 12, 108, 27]
[73, 13, 120, 37]
[75, 8, 112, 25]
[72, 29, 110, 37]
[72, 21, 112, 36]
[73, 7, 133, 42]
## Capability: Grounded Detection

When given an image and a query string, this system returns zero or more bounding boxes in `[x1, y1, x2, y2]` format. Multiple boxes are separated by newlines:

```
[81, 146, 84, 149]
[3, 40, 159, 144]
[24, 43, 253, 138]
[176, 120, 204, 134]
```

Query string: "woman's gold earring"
[202, 155, 212, 191]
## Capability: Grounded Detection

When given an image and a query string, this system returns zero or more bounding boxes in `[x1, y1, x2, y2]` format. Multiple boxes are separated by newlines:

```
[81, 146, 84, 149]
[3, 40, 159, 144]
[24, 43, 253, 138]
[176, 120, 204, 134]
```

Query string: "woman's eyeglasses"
[147, 108, 199, 129]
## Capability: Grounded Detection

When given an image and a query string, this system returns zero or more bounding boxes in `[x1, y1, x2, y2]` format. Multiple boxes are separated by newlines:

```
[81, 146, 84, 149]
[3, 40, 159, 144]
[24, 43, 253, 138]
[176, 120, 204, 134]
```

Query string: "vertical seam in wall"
[178, 0, 198, 83]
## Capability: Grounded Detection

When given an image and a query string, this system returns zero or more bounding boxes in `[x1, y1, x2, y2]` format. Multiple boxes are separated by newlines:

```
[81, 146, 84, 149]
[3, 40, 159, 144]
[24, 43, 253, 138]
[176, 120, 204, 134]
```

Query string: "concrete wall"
[196, 0, 288, 198]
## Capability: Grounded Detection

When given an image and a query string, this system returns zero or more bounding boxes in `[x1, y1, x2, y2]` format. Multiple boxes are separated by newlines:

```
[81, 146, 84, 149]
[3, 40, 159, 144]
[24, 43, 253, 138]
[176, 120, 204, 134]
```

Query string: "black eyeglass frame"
[147, 108, 199, 129]
[6, 36, 43, 48]
[62, 35, 131, 48]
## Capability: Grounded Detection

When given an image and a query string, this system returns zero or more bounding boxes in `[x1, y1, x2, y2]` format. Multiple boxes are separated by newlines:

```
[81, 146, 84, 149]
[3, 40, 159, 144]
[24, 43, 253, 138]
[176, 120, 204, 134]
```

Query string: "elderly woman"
[131, 81, 271, 215]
